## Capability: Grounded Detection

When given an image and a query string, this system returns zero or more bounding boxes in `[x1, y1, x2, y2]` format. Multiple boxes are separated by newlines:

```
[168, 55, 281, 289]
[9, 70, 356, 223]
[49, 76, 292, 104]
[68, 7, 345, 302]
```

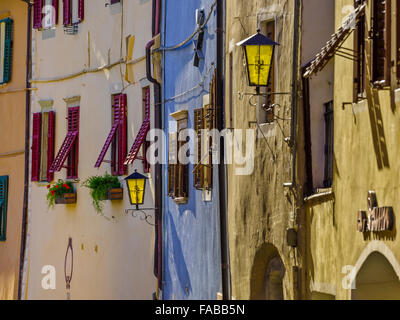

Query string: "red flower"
[63, 184, 68, 188]
[51, 190, 55, 196]
[47, 184, 51, 189]
[56, 185, 59, 189]
[66, 186, 70, 189]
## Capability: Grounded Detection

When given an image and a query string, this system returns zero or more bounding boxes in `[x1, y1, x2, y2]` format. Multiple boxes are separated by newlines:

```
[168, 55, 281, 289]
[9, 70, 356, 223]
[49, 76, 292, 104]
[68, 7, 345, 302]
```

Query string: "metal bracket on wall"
[125, 208, 157, 226]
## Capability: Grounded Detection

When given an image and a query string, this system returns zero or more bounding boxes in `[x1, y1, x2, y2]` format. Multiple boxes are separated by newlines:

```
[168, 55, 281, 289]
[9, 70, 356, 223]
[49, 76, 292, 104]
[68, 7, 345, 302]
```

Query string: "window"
[354, 0, 366, 101]
[63, 0, 84, 26]
[193, 72, 217, 191]
[31, 110, 55, 182]
[168, 111, 189, 203]
[0, 18, 13, 84]
[33, 0, 59, 30]
[95, 94, 127, 176]
[0, 176, 8, 241]
[260, 20, 275, 123]
[371, 0, 391, 87]
[110, 0, 121, 4]
[49, 106, 79, 179]
[323, 101, 334, 188]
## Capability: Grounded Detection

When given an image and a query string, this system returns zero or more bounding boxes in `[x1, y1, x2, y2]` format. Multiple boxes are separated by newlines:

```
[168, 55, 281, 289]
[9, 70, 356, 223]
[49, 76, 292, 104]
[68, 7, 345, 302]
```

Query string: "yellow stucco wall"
[24, 0, 157, 300]
[306, 0, 400, 300]
[0, 0, 27, 300]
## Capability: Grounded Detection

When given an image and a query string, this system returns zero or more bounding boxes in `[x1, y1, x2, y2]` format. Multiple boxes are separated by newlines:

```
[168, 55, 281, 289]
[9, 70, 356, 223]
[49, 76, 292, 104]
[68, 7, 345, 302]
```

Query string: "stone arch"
[351, 241, 400, 300]
[250, 243, 286, 300]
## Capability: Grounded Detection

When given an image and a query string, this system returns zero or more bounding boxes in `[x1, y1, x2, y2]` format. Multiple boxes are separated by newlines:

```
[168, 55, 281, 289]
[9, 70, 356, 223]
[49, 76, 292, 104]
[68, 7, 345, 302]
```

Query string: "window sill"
[304, 188, 334, 204]
[173, 197, 188, 205]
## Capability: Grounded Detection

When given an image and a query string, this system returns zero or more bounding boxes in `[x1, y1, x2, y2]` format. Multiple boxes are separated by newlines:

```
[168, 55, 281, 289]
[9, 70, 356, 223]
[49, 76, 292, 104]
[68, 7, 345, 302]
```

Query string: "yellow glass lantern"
[125, 170, 148, 209]
[237, 30, 279, 90]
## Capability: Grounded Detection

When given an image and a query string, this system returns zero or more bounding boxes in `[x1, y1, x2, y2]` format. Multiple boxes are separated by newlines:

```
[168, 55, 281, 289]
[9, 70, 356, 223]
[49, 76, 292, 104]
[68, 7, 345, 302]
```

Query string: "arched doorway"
[352, 251, 400, 300]
[250, 243, 285, 300]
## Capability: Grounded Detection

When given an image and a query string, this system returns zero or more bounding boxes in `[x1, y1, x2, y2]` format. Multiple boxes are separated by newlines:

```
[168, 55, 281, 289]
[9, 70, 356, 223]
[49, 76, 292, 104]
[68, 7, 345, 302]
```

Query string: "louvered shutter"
[0, 176, 9, 240]
[47, 111, 55, 182]
[63, 0, 71, 26]
[193, 108, 204, 189]
[52, 0, 59, 25]
[33, 0, 44, 29]
[31, 113, 42, 182]
[67, 107, 79, 179]
[168, 133, 177, 197]
[2, 19, 12, 84]
[372, 0, 391, 86]
[78, 0, 84, 22]
[118, 94, 127, 175]
[142, 87, 151, 173]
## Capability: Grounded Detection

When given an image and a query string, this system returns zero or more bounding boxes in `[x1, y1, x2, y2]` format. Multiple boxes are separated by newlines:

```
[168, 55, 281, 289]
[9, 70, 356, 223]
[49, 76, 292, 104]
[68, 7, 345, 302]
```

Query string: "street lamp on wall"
[237, 29, 279, 95]
[124, 170, 155, 226]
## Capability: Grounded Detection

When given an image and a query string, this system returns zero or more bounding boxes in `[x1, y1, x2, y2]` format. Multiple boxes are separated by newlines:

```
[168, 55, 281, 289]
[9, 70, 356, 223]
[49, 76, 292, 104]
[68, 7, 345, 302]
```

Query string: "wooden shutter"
[0, 176, 9, 241]
[168, 132, 177, 197]
[63, 0, 71, 26]
[31, 113, 42, 182]
[67, 107, 79, 179]
[52, 0, 59, 25]
[2, 19, 12, 84]
[372, 0, 391, 86]
[142, 87, 151, 173]
[117, 94, 127, 175]
[354, 2, 366, 102]
[33, 0, 44, 29]
[78, 0, 84, 22]
[193, 108, 204, 189]
[47, 111, 55, 182]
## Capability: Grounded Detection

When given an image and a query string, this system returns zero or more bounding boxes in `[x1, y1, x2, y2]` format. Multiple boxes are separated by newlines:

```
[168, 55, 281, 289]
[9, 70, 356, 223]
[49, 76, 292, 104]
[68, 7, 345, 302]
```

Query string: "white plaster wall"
[26, 0, 157, 300]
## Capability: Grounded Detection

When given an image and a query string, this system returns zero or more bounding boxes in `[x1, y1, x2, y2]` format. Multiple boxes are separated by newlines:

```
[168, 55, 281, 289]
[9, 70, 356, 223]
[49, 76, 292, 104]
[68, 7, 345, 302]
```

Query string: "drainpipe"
[146, 39, 163, 298]
[216, 0, 231, 300]
[18, 0, 32, 300]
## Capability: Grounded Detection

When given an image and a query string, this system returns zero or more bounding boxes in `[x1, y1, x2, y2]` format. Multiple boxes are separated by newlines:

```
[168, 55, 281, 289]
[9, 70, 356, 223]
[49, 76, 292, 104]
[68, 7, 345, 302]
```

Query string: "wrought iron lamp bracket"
[125, 208, 158, 226]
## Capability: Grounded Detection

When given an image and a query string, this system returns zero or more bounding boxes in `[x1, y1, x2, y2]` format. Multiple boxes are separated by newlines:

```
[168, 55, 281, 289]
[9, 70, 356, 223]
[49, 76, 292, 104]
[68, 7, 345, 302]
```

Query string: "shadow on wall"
[250, 243, 285, 300]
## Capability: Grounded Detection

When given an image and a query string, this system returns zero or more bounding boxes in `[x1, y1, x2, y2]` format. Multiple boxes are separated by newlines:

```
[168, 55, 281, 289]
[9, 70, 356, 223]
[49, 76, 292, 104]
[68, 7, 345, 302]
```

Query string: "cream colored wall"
[307, 0, 400, 300]
[25, 0, 157, 300]
[0, 0, 27, 300]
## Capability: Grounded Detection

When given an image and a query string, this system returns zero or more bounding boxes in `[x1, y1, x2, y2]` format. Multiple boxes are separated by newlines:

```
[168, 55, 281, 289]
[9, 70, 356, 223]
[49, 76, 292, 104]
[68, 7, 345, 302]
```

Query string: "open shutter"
[52, 0, 59, 25]
[168, 132, 177, 197]
[63, 0, 71, 26]
[2, 19, 12, 84]
[67, 107, 79, 178]
[78, 0, 84, 22]
[31, 113, 42, 182]
[33, 0, 44, 29]
[118, 94, 127, 175]
[193, 108, 204, 189]
[0, 176, 9, 240]
[95, 98, 121, 168]
[50, 107, 79, 173]
[47, 111, 55, 182]
[142, 87, 151, 173]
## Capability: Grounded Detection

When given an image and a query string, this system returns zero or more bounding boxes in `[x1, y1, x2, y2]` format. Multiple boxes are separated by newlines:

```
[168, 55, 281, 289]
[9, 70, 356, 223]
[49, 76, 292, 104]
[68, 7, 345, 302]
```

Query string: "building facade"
[161, 0, 224, 300]
[0, 0, 28, 301]
[304, 0, 400, 300]
[21, 0, 157, 299]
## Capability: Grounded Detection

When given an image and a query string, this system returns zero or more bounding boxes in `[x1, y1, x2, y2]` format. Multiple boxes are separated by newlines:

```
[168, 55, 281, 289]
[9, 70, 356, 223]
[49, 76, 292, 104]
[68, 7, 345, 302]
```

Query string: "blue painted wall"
[161, 0, 222, 300]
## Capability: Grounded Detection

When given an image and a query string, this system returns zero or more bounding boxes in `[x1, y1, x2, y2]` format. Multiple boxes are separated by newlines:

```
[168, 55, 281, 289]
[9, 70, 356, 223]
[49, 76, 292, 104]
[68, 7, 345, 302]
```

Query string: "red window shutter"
[63, 0, 71, 26]
[142, 87, 151, 173]
[78, 0, 84, 22]
[33, 0, 44, 29]
[118, 94, 128, 175]
[124, 88, 151, 166]
[67, 107, 80, 179]
[31, 113, 42, 182]
[47, 111, 55, 182]
[52, 0, 59, 25]
[49, 107, 79, 173]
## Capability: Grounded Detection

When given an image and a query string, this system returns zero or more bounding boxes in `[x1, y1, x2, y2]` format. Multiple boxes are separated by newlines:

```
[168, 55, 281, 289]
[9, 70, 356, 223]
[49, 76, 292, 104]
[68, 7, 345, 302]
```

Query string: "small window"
[31, 110, 56, 182]
[0, 18, 13, 84]
[0, 176, 9, 241]
[34, 0, 59, 30]
[259, 19, 276, 124]
[49, 106, 80, 179]
[63, 0, 84, 27]
[323, 101, 334, 188]
[94, 94, 127, 176]
[354, 0, 366, 101]
[371, 0, 391, 87]
[168, 111, 189, 203]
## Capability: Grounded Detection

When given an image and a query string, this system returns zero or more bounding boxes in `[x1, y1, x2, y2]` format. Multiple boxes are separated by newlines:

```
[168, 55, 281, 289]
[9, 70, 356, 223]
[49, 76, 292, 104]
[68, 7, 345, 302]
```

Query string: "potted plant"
[82, 173, 123, 214]
[47, 180, 76, 208]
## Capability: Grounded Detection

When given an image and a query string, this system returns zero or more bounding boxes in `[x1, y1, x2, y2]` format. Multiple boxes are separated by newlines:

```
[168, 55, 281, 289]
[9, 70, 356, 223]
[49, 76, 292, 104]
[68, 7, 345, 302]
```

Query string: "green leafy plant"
[82, 173, 121, 214]
[46, 180, 74, 208]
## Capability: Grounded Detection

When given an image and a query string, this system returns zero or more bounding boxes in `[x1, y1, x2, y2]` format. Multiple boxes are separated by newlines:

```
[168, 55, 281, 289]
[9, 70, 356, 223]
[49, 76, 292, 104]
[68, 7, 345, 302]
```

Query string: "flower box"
[55, 192, 77, 204]
[107, 188, 123, 200]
